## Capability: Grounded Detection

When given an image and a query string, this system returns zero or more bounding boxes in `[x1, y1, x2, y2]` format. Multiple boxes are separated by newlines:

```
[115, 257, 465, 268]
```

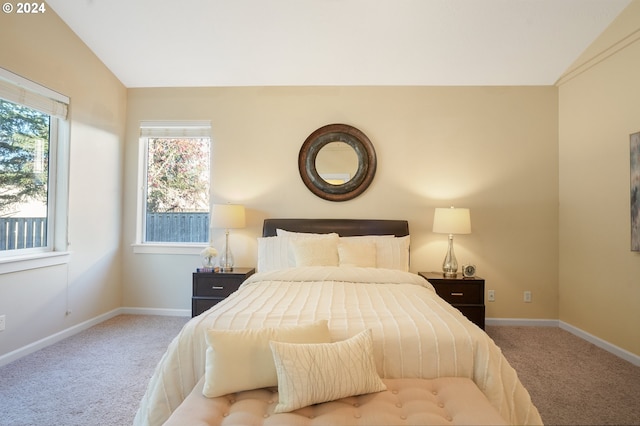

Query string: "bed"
[134, 219, 542, 426]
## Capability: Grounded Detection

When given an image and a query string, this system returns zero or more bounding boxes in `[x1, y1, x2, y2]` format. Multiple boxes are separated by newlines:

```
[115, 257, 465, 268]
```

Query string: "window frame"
[133, 121, 212, 255]
[0, 68, 70, 273]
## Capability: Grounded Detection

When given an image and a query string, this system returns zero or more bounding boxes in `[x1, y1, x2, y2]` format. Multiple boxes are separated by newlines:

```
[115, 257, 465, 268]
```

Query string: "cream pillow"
[341, 235, 410, 271]
[270, 329, 387, 413]
[202, 320, 331, 398]
[289, 235, 339, 267]
[374, 235, 410, 271]
[338, 239, 377, 267]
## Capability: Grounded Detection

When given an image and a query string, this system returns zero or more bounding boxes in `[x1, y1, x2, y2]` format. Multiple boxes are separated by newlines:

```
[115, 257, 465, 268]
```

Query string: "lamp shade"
[432, 207, 471, 235]
[211, 204, 246, 229]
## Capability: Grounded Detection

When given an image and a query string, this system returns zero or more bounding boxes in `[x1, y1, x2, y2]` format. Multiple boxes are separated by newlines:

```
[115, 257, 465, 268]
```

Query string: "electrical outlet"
[524, 291, 532, 303]
[487, 290, 495, 302]
[0, 315, 5, 331]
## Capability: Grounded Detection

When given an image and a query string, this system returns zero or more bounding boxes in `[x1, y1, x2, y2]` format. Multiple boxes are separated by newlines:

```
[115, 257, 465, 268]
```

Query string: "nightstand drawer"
[430, 281, 483, 304]
[192, 268, 255, 317]
[193, 276, 241, 297]
[192, 298, 223, 317]
[456, 305, 485, 329]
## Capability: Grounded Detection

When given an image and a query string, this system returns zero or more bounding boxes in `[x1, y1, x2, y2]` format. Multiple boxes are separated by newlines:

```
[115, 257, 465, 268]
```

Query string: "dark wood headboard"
[262, 219, 409, 237]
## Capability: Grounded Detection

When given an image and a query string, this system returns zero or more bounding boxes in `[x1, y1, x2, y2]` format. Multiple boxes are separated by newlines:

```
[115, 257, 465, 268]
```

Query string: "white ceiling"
[47, 0, 631, 88]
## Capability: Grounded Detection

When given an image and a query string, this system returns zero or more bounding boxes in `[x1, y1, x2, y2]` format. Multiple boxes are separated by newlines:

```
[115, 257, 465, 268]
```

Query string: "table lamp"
[432, 207, 471, 276]
[211, 204, 246, 272]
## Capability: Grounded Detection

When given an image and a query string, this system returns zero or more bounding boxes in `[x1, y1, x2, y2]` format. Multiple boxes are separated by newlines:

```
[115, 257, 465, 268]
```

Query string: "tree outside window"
[144, 137, 210, 243]
[0, 99, 50, 250]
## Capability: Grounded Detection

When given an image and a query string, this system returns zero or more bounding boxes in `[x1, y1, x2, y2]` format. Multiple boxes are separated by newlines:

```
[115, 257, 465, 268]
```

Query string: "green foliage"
[0, 99, 49, 215]
[146, 138, 210, 212]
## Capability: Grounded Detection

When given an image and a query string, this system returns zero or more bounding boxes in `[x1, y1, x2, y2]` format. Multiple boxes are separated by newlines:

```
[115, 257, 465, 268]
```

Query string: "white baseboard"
[486, 318, 559, 327]
[559, 321, 640, 367]
[0, 308, 121, 368]
[0, 307, 190, 368]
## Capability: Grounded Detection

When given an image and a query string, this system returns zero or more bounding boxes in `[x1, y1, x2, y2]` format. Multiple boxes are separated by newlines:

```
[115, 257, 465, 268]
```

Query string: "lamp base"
[441, 234, 458, 277]
[219, 230, 234, 273]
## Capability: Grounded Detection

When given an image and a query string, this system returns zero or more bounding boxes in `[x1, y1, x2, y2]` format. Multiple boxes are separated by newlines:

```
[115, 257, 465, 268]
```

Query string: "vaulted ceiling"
[47, 0, 631, 88]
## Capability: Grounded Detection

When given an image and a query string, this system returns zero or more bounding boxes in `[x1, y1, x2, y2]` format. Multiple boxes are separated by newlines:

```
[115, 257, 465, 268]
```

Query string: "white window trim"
[134, 121, 212, 253]
[0, 69, 70, 272]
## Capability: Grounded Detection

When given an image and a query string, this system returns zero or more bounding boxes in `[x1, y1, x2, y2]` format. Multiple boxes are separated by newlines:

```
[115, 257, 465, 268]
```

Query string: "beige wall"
[0, 7, 126, 359]
[123, 86, 559, 319]
[558, 1, 640, 356]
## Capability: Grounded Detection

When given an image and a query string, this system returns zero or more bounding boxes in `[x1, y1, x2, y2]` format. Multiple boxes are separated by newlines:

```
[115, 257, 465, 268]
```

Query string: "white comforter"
[134, 267, 542, 425]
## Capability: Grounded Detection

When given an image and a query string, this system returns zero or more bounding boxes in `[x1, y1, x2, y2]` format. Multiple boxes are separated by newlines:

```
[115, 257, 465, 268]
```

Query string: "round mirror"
[315, 141, 359, 185]
[298, 124, 377, 201]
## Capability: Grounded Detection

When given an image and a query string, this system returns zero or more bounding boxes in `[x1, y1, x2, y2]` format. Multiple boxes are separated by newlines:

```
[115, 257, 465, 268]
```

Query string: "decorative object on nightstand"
[432, 207, 471, 277]
[462, 264, 476, 278]
[211, 204, 246, 272]
[192, 267, 255, 317]
[419, 272, 485, 329]
[200, 246, 218, 268]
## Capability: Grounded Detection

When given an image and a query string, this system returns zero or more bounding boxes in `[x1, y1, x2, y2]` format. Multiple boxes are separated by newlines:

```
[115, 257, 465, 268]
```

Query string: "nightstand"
[418, 272, 485, 329]
[192, 267, 255, 317]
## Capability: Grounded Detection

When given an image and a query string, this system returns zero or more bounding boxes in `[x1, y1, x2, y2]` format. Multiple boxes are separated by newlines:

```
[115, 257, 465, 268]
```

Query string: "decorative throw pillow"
[338, 238, 377, 267]
[373, 235, 410, 271]
[340, 235, 410, 271]
[269, 329, 387, 413]
[202, 320, 331, 398]
[289, 235, 339, 267]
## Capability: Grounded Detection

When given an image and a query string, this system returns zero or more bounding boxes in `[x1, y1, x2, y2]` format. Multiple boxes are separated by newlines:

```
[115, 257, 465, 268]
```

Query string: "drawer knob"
[450, 292, 464, 296]
[211, 286, 224, 290]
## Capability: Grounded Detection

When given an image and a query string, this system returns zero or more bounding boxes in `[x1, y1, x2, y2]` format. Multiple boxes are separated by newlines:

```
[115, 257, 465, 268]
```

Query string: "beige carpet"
[1, 315, 639, 425]
[486, 325, 640, 425]
[0, 315, 189, 426]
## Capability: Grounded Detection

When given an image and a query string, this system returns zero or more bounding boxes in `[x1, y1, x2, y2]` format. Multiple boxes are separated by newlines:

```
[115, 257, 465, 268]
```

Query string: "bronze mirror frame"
[298, 123, 377, 202]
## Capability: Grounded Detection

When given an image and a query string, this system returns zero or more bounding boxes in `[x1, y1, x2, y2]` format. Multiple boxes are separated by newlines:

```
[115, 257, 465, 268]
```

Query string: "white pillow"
[289, 236, 339, 267]
[341, 235, 410, 271]
[202, 320, 331, 398]
[257, 236, 291, 272]
[270, 329, 387, 413]
[338, 238, 377, 267]
[257, 233, 340, 272]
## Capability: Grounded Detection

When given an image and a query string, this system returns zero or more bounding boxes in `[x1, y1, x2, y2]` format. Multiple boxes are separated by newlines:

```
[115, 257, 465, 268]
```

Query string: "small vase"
[201, 254, 216, 268]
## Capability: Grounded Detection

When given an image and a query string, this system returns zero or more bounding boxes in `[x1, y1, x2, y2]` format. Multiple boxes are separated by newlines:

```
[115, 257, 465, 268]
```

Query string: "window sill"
[131, 243, 205, 255]
[0, 251, 71, 274]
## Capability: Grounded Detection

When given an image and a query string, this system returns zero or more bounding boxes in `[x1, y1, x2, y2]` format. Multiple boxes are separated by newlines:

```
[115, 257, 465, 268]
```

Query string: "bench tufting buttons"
[353, 402, 360, 407]
[432, 390, 438, 395]
[396, 402, 403, 408]
[354, 413, 362, 419]
[392, 389, 399, 394]
[438, 402, 445, 408]
[400, 415, 407, 420]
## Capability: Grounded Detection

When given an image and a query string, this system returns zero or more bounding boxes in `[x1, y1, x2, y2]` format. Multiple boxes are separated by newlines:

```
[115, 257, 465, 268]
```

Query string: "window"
[0, 68, 69, 262]
[137, 121, 211, 246]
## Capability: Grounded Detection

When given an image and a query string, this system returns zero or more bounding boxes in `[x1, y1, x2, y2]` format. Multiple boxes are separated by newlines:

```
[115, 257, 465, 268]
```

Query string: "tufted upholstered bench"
[162, 376, 507, 426]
